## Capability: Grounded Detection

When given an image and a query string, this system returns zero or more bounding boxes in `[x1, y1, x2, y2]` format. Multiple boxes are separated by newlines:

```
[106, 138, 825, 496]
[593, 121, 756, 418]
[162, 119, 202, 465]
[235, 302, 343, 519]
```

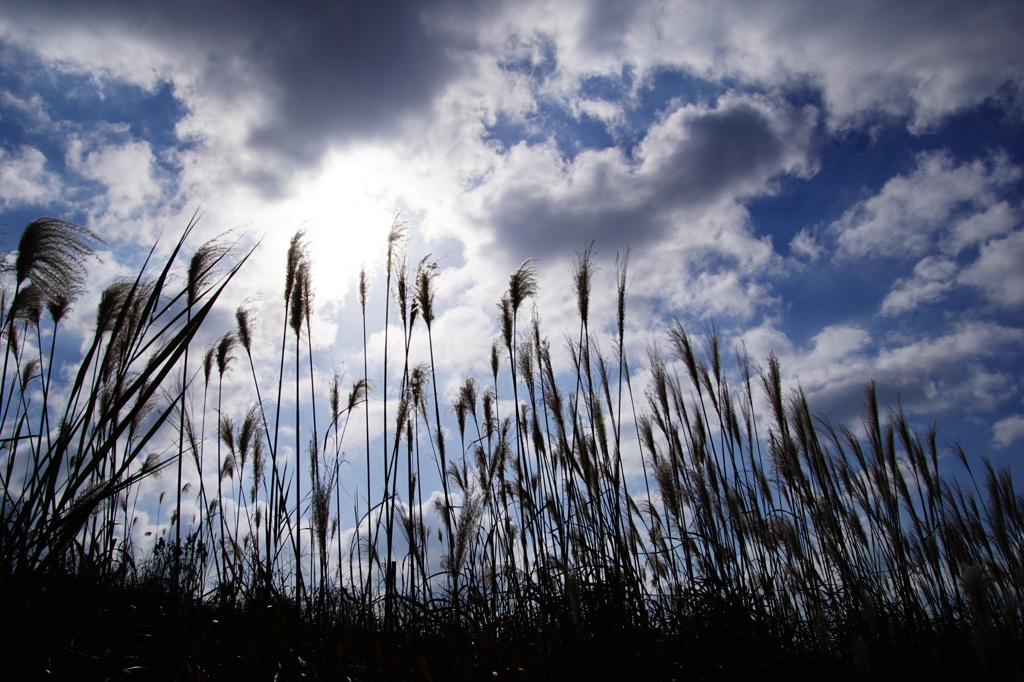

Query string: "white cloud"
[741, 320, 1024, 425]
[736, 322, 795, 363]
[615, 0, 1024, 129]
[881, 256, 957, 316]
[436, 92, 815, 328]
[65, 137, 162, 219]
[993, 415, 1024, 448]
[945, 201, 1018, 254]
[959, 229, 1024, 307]
[636, 93, 819, 202]
[789, 228, 823, 262]
[0, 145, 62, 207]
[788, 324, 876, 401]
[479, 0, 1023, 133]
[809, 324, 874, 364]
[681, 270, 767, 321]
[575, 97, 623, 124]
[0, 14, 181, 92]
[0, 91, 51, 128]
[822, 150, 1024, 317]
[834, 151, 1020, 259]
[872, 322, 1023, 410]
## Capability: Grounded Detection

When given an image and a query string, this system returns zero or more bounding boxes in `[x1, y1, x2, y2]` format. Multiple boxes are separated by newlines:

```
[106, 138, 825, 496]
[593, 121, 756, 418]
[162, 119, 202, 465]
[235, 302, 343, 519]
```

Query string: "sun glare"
[288, 149, 403, 308]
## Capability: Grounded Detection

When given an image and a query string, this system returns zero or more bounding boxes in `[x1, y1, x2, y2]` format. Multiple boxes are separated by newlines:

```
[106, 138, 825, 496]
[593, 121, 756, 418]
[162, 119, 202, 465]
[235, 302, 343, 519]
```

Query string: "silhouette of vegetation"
[1, 216, 1021, 680]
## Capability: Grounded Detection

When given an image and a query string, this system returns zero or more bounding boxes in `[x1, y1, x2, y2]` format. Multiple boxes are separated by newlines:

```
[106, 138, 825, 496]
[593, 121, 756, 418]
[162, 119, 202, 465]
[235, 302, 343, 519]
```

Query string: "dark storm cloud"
[481, 96, 818, 262]
[643, 101, 808, 207]
[0, 0, 477, 166]
[579, 0, 640, 54]
[486, 186, 662, 262]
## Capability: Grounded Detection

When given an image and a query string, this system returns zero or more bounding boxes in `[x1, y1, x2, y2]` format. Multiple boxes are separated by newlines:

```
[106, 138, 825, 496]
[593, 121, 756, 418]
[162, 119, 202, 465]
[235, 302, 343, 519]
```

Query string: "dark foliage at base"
[3, 568, 1021, 681]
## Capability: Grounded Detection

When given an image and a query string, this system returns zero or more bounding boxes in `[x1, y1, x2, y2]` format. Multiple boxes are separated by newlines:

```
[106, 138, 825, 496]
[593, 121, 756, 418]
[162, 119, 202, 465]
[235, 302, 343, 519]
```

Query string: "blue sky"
[1, 0, 1023, 545]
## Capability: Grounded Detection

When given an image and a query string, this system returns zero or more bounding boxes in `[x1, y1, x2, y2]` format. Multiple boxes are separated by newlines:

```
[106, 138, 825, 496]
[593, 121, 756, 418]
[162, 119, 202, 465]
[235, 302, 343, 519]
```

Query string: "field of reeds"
[1, 217, 1022, 680]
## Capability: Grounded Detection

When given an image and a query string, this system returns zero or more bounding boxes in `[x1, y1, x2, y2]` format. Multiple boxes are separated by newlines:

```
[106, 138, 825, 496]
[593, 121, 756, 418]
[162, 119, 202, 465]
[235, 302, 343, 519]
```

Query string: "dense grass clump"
[1, 217, 1021, 680]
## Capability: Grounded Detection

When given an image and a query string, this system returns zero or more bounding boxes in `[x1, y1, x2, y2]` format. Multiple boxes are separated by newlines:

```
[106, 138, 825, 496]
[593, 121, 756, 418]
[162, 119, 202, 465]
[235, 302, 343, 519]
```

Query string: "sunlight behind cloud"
[282, 148, 405, 309]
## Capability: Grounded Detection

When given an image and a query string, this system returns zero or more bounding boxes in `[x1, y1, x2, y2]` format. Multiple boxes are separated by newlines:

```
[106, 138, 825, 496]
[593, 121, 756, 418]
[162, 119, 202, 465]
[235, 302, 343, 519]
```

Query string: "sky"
[1, 0, 1023, 548]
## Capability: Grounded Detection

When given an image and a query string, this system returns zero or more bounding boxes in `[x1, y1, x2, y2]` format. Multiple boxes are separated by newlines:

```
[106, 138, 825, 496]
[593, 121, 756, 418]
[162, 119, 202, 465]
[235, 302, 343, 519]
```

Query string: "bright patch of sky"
[1, 0, 1023, 545]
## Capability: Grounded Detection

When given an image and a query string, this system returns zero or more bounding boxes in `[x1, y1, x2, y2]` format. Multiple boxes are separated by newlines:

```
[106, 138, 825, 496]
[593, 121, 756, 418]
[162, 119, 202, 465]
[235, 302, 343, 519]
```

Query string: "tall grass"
[1, 216, 1021, 679]
[0, 217, 251, 588]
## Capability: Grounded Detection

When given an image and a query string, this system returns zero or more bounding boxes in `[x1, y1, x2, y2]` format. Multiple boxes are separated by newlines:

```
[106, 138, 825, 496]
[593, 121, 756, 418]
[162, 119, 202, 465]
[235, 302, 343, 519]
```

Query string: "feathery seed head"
[385, 216, 409, 273]
[358, 264, 370, 312]
[250, 439, 265, 504]
[284, 230, 307, 304]
[347, 377, 369, 412]
[235, 305, 254, 353]
[414, 256, 438, 329]
[482, 389, 497, 438]
[46, 291, 72, 325]
[96, 281, 134, 333]
[460, 376, 478, 413]
[219, 414, 236, 456]
[329, 372, 342, 425]
[141, 453, 162, 476]
[216, 332, 238, 377]
[10, 282, 44, 327]
[507, 259, 538, 316]
[203, 345, 216, 387]
[570, 242, 596, 326]
[454, 395, 468, 440]
[498, 294, 513, 349]
[220, 453, 236, 481]
[409, 362, 430, 417]
[14, 217, 100, 313]
[616, 248, 630, 339]
[289, 260, 312, 337]
[490, 338, 501, 381]
[517, 336, 535, 393]
[21, 358, 40, 387]
[396, 253, 411, 328]
[454, 377, 477, 440]
[238, 404, 261, 468]
[188, 239, 231, 307]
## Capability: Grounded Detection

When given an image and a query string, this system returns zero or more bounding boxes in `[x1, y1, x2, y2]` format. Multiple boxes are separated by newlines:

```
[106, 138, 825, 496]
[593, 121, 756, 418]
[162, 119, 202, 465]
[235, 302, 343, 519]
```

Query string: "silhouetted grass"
[1, 217, 1021, 680]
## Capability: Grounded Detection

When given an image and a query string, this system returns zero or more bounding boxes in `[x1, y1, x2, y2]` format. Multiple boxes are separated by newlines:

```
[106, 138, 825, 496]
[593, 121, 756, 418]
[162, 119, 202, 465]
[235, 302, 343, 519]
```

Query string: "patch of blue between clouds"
[0, 40, 189, 233]
[751, 100, 1024, 347]
[483, 56, 732, 163]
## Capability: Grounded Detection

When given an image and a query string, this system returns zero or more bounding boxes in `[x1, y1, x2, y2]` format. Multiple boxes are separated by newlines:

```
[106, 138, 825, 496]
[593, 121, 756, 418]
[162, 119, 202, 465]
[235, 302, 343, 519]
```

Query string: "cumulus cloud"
[0, 0, 474, 170]
[871, 322, 1022, 412]
[476, 0, 1024, 133]
[409, 91, 815, 324]
[945, 201, 1018, 254]
[4, 0, 1016, 207]
[789, 228, 824, 262]
[826, 150, 1023, 315]
[617, 0, 1024, 129]
[742, 320, 1024, 423]
[637, 94, 819, 205]
[993, 415, 1024, 448]
[461, 93, 817, 264]
[0, 90, 51, 129]
[834, 151, 1021, 259]
[0, 145, 62, 207]
[959, 230, 1024, 307]
[66, 136, 163, 220]
[881, 256, 957, 316]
